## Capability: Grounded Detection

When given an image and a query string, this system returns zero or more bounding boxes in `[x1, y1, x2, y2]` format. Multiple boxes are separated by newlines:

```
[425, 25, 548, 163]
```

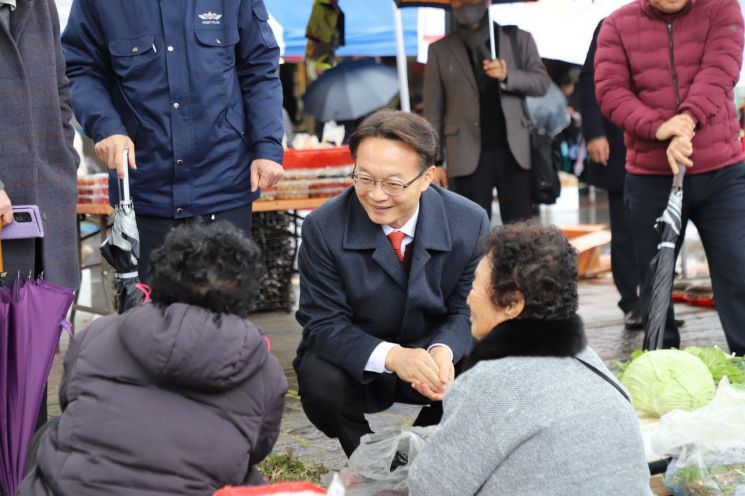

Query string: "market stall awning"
[265, 0, 419, 58]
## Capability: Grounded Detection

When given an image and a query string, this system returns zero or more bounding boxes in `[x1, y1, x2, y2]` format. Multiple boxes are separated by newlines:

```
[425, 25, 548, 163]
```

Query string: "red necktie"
[387, 231, 406, 263]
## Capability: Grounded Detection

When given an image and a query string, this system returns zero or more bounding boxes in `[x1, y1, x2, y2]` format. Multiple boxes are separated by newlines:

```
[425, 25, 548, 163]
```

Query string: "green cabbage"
[684, 346, 745, 384]
[620, 349, 716, 417]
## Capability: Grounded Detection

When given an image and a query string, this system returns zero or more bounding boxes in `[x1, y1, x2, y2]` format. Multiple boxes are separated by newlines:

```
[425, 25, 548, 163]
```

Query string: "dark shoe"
[624, 308, 643, 331]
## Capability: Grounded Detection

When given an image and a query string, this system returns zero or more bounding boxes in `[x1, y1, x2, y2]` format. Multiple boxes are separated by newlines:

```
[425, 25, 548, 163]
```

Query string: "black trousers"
[135, 204, 253, 282]
[625, 163, 745, 354]
[452, 146, 533, 224]
[296, 351, 447, 457]
[608, 190, 639, 313]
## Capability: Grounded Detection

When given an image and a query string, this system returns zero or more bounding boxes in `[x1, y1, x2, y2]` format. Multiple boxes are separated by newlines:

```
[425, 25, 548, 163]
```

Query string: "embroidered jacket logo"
[198, 11, 222, 24]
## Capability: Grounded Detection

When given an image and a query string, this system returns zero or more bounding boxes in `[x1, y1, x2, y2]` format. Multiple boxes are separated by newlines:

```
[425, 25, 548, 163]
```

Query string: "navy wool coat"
[294, 185, 490, 388]
[0, 0, 80, 290]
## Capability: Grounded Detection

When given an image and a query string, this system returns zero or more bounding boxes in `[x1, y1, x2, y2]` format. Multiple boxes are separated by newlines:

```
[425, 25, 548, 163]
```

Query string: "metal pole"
[392, 3, 411, 112]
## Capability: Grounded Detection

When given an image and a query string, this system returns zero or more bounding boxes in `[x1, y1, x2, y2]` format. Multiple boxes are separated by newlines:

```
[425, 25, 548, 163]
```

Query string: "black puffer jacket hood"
[120, 303, 268, 391]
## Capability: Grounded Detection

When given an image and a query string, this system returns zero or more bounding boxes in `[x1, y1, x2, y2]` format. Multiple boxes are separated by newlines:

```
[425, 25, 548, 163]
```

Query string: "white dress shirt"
[364, 205, 453, 373]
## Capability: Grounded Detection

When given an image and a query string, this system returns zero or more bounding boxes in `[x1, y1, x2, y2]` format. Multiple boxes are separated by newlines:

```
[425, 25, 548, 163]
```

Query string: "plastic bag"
[664, 445, 745, 496]
[334, 426, 435, 496]
[652, 378, 745, 457]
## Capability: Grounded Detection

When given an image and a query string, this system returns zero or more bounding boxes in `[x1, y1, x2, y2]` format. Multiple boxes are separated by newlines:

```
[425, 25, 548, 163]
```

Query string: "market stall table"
[72, 196, 335, 323]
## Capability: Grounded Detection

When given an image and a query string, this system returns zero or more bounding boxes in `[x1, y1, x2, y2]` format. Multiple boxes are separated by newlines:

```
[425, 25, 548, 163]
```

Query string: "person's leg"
[493, 147, 534, 224]
[296, 351, 374, 457]
[687, 163, 745, 355]
[607, 189, 640, 315]
[624, 174, 684, 349]
[451, 148, 498, 221]
[203, 204, 253, 238]
[135, 215, 181, 282]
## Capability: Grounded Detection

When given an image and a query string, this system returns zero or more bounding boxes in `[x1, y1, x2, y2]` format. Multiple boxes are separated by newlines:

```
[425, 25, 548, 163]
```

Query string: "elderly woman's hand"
[385, 346, 445, 396]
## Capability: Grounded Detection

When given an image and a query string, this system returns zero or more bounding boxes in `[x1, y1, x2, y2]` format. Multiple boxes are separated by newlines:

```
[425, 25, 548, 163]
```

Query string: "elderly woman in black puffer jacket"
[18, 222, 288, 496]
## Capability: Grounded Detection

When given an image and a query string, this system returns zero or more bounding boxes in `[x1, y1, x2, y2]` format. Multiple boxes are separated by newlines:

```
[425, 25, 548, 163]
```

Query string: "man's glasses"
[351, 168, 426, 196]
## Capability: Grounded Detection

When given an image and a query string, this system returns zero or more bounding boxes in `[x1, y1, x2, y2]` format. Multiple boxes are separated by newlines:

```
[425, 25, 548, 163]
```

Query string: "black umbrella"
[303, 59, 399, 122]
[643, 169, 685, 350]
[100, 150, 143, 313]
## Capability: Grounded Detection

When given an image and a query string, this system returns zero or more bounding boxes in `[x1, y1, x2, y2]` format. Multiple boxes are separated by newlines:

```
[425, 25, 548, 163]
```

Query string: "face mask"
[452, 2, 488, 26]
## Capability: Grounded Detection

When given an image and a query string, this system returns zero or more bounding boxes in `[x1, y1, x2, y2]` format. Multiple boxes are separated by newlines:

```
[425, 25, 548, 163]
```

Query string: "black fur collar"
[463, 315, 587, 372]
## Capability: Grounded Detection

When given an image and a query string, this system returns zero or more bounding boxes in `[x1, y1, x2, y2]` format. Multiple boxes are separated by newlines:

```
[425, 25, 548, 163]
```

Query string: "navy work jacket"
[62, 0, 283, 218]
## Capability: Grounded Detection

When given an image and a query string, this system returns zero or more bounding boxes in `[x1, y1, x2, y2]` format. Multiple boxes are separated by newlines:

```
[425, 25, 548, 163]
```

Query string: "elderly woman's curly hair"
[481, 222, 578, 320]
[148, 221, 263, 318]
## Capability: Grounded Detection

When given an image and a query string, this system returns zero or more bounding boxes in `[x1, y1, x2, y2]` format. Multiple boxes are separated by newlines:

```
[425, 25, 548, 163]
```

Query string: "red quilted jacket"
[595, 0, 744, 175]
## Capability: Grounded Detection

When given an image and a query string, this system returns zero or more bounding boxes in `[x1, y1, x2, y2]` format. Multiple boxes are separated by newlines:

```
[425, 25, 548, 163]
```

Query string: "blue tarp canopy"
[265, 0, 419, 57]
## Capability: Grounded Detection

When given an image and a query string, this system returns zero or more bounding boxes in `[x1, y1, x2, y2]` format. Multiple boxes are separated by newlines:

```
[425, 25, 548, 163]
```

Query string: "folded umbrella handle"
[673, 166, 686, 189]
[119, 149, 132, 207]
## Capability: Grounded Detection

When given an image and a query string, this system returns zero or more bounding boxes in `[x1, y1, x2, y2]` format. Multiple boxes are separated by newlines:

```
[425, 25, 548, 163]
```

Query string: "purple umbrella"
[0, 275, 73, 495]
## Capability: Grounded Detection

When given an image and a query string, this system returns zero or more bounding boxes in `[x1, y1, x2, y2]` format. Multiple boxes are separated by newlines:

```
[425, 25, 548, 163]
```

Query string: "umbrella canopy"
[303, 59, 399, 122]
[100, 151, 144, 313]
[0, 276, 74, 495]
[643, 171, 685, 350]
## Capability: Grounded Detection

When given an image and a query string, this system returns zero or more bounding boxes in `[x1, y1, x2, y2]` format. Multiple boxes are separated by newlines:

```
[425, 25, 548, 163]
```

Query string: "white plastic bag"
[652, 378, 745, 457]
[335, 426, 435, 496]
[664, 445, 745, 496]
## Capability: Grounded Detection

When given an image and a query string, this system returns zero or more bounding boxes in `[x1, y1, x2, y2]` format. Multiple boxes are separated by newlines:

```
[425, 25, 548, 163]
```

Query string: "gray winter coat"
[0, 0, 79, 289]
[409, 317, 652, 496]
[17, 303, 288, 496]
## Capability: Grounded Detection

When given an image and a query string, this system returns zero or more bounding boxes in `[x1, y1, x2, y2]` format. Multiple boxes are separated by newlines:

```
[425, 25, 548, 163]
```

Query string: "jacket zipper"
[667, 23, 682, 108]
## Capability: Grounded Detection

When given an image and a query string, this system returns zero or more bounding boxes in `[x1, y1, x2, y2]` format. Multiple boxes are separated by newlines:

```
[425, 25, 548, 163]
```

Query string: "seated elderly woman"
[408, 223, 652, 496]
[18, 222, 287, 496]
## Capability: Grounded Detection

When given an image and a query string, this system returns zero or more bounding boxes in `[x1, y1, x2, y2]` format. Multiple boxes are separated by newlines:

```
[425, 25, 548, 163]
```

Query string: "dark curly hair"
[481, 222, 578, 320]
[148, 221, 263, 319]
[349, 109, 439, 172]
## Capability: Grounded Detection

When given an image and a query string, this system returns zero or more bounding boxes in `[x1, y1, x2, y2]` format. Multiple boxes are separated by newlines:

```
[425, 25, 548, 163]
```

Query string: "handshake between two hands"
[655, 113, 697, 175]
[385, 345, 455, 402]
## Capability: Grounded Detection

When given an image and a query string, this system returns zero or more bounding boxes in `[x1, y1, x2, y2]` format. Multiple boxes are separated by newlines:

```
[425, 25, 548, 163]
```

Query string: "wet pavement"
[52, 187, 728, 473]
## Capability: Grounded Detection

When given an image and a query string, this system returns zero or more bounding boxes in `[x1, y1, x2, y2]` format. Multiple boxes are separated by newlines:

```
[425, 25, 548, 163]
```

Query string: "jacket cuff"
[643, 117, 666, 142]
[253, 142, 284, 165]
[91, 118, 128, 144]
[678, 105, 704, 127]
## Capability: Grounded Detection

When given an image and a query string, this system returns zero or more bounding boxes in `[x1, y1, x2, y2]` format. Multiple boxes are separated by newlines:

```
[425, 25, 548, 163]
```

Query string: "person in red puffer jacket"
[595, 0, 745, 355]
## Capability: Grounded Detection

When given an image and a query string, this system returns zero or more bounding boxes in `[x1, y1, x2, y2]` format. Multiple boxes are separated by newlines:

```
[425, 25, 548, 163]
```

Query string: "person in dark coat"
[423, 0, 551, 223]
[17, 222, 288, 496]
[579, 20, 642, 330]
[61, 0, 285, 280]
[0, 0, 79, 291]
[294, 110, 490, 457]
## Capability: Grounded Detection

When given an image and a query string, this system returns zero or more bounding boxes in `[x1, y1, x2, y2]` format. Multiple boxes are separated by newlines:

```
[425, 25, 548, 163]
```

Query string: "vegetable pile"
[615, 347, 745, 418]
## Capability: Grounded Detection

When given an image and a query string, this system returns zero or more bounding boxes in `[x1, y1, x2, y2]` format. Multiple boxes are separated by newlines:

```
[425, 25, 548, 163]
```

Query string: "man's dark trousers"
[296, 351, 447, 457]
[625, 163, 745, 354]
[135, 204, 252, 281]
[608, 190, 639, 313]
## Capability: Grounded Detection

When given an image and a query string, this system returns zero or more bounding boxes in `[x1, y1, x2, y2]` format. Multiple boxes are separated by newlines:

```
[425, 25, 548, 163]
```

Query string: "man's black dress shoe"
[625, 309, 685, 330]
[624, 308, 643, 331]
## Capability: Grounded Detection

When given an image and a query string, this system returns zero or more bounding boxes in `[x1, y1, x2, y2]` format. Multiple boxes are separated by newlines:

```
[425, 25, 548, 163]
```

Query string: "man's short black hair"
[148, 221, 263, 318]
[349, 109, 439, 171]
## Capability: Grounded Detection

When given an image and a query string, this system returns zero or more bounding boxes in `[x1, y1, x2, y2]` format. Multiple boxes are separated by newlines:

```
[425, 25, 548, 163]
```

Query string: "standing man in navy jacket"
[62, 0, 284, 279]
